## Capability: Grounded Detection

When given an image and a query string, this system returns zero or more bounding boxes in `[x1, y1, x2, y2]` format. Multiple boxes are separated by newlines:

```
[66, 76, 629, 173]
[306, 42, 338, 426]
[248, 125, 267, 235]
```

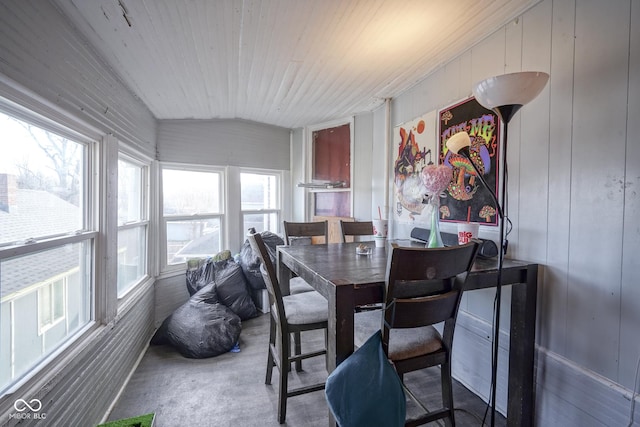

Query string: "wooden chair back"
[283, 220, 328, 245]
[340, 220, 374, 242]
[382, 241, 480, 357]
[247, 228, 285, 315]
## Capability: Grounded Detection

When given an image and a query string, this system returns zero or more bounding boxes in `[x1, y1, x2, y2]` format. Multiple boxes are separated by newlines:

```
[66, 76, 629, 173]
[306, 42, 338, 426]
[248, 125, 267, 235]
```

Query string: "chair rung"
[289, 349, 326, 363]
[287, 382, 326, 397]
[402, 384, 452, 426]
[405, 408, 450, 427]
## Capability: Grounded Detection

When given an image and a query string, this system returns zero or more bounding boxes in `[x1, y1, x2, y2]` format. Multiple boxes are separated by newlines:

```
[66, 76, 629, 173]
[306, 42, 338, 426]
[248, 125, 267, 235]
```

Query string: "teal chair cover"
[325, 330, 406, 427]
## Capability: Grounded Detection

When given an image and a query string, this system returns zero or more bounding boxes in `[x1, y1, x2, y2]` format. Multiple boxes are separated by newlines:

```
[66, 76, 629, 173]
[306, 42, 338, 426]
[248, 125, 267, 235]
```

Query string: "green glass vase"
[427, 196, 444, 248]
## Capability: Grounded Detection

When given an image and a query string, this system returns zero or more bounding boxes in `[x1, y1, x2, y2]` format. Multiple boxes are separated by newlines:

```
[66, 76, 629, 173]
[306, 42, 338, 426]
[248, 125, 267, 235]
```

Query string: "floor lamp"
[447, 71, 549, 426]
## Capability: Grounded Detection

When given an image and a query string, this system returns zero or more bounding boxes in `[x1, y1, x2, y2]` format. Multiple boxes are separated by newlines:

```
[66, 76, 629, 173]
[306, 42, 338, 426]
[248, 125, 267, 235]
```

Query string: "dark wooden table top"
[277, 240, 536, 291]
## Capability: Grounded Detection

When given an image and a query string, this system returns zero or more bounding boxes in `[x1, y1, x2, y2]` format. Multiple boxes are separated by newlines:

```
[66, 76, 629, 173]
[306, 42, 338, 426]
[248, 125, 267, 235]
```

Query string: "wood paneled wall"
[0, 2, 157, 426]
[1, 0, 637, 425]
[383, 0, 640, 423]
[157, 118, 290, 169]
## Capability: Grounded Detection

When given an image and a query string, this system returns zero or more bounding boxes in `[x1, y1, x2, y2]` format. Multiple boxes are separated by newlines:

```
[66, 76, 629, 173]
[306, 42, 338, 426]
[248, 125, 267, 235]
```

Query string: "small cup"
[374, 236, 386, 248]
[457, 222, 479, 245]
[372, 219, 388, 238]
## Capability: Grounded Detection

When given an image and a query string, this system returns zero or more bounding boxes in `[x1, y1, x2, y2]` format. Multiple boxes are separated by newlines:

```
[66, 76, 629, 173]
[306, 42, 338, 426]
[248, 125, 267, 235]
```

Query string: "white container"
[457, 222, 479, 245]
[372, 219, 388, 238]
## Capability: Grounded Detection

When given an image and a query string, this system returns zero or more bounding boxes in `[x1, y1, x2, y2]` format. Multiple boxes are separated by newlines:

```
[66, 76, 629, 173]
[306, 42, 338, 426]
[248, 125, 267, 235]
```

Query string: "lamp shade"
[472, 71, 549, 122]
[445, 131, 471, 154]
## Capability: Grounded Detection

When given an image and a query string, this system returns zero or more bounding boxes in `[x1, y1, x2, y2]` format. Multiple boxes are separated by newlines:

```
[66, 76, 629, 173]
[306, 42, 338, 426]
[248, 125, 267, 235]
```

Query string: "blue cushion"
[325, 330, 406, 427]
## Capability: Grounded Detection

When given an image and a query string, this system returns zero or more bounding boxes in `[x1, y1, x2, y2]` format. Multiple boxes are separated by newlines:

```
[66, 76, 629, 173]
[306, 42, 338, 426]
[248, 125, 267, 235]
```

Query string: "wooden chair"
[283, 220, 328, 245]
[353, 241, 480, 427]
[247, 228, 328, 424]
[340, 220, 374, 242]
[279, 221, 326, 294]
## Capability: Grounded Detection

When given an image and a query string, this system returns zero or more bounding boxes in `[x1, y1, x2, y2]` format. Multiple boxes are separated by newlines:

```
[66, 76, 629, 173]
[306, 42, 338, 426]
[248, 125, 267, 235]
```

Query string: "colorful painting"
[393, 111, 437, 223]
[438, 97, 500, 225]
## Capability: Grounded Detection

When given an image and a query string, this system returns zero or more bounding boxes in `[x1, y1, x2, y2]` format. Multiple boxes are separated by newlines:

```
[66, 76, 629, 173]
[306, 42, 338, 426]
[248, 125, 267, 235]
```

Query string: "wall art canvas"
[392, 110, 437, 223]
[438, 97, 500, 225]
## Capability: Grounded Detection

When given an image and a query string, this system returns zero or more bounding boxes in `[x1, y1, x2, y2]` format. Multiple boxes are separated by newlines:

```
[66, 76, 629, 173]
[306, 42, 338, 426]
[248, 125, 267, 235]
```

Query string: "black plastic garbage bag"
[214, 259, 258, 320]
[238, 231, 284, 290]
[151, 282, 242, 358]
[185, 250, 232, 296]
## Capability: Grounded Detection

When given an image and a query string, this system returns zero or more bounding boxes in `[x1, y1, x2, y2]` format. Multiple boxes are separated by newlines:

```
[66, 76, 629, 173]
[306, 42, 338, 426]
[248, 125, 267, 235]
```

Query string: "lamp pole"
[490, 107, 512, 427]
[446, 128, 507, 427]
[471, 71, 548, 425]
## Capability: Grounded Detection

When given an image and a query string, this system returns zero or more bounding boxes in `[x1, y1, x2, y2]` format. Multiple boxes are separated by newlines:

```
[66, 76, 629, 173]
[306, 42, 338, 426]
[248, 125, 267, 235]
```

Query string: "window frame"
[0, 95, 100, 395]
[159, 163, 226, 272]
[239, 168, 283, 240]
[37, 276, 68, 335]
[116, 149, 151, 298]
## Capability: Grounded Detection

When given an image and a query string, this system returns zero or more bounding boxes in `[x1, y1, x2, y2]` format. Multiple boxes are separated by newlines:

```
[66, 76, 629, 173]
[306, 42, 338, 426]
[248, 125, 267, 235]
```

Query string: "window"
[38, 278, 66, 333]
[161, 166, 224, 267]
[307, 120, 353, 218]
[117, 155, 149, 297]
[240, 171, 280, 236]
[0, 109, 95, 393]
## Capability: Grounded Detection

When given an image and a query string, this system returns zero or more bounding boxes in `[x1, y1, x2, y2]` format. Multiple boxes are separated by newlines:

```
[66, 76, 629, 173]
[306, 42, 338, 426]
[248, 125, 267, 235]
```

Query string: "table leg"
[507, 265, 538, 427]
[276, 251, 291, 295]
[326, 279, 355, 372]
[327, 280, 355, 427]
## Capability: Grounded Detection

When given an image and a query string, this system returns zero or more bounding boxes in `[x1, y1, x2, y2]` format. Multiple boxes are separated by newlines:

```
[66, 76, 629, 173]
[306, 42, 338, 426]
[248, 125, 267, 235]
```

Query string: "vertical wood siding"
[621, 0, 640, 390]
[0, 0, 637, 424]
[383, 0, 640, 422]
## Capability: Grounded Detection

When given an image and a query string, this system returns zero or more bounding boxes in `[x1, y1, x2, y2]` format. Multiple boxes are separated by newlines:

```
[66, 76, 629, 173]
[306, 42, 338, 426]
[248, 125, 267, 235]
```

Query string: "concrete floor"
[107, 312, 505, 426]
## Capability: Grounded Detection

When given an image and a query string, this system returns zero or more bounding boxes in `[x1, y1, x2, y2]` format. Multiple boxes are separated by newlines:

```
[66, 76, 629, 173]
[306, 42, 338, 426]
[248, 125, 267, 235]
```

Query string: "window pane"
[243, 213, 278, 234]
[117, 226, 147, 296]
[314, 192, 351, 217]
[39, 284, 53, 327]
[117, 156, 147, 297]
[167, 218, 221, 265]
[118, 159, 143, 224]
[53, 280, 65, 319]
[0, 112, 85, 245]
[162, 169, 220, 215]
[1, 242, 91, 392]
[241, 173, 277, 210]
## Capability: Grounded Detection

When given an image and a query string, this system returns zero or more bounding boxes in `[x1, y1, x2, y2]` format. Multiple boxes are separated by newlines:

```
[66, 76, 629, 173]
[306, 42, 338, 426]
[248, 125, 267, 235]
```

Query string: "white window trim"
[0, 77, 102, 397]
[37, 277, 68, 335]
[116, 148, 152, 299]
[239, 167, 283, 238]
[159, 162, 227, 273]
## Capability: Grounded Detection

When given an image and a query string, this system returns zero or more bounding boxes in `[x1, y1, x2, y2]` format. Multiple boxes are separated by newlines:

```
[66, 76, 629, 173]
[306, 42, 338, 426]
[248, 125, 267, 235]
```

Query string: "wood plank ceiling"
[53, 0, 539, 129]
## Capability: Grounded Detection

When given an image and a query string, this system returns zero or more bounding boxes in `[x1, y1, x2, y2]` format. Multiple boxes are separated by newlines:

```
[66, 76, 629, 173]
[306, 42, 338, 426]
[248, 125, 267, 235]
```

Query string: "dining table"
[277, 240, 538, 427]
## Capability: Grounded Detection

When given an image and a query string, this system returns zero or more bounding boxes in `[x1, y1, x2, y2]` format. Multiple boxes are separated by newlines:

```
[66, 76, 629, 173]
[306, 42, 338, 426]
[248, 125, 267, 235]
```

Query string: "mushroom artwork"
[444, 135, 492, 202]
[439, 205, 450, 220]
[479, 205, 497, 222]
[446, 161, 479, 202]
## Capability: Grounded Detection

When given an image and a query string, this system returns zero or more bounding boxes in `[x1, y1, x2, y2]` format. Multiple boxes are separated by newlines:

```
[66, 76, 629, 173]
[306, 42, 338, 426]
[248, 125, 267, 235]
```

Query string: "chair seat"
[354, 310, 443, 361]
[273, 291, 328, 325]
[289, 277, 315, 294]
